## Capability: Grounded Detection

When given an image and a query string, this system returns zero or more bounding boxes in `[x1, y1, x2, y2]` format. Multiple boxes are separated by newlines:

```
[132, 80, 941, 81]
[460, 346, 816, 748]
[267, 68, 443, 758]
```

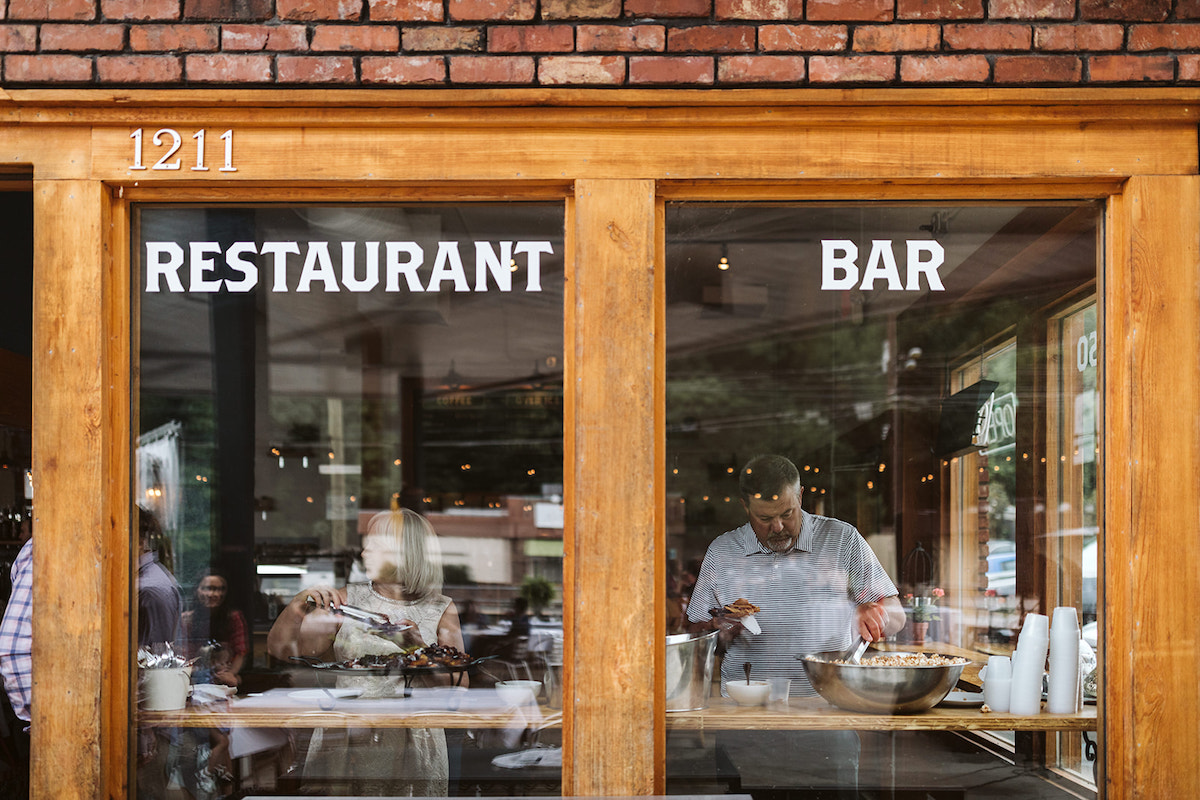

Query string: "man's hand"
[856, 595, 907, 641]
[856, 601, 890, 642]
[712, 615, 745, 647]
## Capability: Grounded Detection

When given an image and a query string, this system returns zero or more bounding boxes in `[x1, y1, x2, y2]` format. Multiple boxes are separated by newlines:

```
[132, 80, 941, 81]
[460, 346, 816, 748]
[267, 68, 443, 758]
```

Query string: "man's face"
[744, 484, 803, 553]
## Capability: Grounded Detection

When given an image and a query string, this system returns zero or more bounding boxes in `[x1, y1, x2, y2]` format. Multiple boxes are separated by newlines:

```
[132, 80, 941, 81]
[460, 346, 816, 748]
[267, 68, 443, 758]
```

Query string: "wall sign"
[144, 240, 553, 293]
[821, 239, 945, 291]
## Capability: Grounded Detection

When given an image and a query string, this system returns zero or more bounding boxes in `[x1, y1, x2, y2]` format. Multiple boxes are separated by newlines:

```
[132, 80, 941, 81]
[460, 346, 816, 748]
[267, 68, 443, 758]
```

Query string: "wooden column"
[564, 179, 662, 795]
[31, 177, 128, 800]
[1104, 175, 1200, 796]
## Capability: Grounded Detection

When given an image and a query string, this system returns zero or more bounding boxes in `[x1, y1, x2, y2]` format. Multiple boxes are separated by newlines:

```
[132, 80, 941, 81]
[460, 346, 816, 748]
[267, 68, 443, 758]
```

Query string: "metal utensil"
[306, 596, 412, 636]
[841, 636, 870, 665]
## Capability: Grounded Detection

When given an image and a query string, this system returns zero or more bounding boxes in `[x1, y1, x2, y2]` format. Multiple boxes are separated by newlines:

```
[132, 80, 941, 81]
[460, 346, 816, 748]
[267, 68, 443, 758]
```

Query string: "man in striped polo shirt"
[687, 453, 905, 697]
[684, 454, 906, 795]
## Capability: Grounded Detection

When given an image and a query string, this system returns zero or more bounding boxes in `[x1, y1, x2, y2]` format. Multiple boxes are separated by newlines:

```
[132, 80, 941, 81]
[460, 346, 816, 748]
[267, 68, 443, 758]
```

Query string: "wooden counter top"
[665, 697, 1096, 732]
[139, 687, 1094, 733]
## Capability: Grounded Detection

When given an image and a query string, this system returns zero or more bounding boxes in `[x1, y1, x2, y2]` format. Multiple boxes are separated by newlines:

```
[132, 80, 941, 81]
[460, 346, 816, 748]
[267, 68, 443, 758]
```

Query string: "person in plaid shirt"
[0, 535, 31, 733]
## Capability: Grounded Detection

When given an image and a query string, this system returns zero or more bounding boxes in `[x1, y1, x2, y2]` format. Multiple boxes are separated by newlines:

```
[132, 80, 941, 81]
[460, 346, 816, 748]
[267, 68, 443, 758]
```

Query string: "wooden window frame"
[3, 88, 1197, 798]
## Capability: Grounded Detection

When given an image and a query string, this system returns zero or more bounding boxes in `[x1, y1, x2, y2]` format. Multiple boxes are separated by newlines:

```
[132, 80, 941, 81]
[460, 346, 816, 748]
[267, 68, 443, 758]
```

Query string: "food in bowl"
[726, 679, 770, 706]
[799, 650, 969, 714]
[496, 680, 542, 705]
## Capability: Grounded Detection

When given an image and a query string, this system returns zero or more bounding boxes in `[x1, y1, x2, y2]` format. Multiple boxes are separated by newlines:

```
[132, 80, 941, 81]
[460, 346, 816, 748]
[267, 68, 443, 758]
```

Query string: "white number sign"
[130, 128, 237, 173]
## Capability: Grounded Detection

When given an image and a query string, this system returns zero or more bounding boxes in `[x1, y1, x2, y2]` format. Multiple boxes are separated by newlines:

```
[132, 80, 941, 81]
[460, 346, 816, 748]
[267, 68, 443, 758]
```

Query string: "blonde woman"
[268, 508, 465, 795]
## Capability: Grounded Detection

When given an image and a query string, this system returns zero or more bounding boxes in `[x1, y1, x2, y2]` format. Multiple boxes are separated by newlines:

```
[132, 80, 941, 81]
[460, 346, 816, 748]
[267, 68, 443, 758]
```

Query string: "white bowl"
[726, 679, 770, 706]
[496, 680, 542, 705]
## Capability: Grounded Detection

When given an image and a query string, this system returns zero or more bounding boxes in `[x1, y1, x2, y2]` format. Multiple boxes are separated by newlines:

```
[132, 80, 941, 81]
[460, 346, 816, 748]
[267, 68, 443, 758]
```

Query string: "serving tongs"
[305, 596, 413, 636]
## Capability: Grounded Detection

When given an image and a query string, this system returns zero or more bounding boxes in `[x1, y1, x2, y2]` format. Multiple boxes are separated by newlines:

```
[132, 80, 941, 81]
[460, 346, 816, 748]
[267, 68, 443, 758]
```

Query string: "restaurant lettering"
[145, 240, 553, 293]
[821, 239, 945, 292]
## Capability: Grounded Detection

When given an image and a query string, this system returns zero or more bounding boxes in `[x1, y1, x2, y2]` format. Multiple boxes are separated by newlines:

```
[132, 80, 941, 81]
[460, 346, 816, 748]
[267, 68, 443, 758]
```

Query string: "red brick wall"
[2, 0, 1199, 87]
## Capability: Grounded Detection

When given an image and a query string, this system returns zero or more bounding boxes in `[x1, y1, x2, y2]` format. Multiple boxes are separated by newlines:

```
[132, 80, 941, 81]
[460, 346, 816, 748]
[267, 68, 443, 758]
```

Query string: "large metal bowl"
[799, 650, 968, 714]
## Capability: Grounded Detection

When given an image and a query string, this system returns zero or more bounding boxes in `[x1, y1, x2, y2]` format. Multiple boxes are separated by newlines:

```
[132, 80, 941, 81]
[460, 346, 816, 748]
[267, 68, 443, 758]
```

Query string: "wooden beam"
[1104, 175, 1200, 796]
[565, 179, 660, 796]
[31, 179, 119, 800]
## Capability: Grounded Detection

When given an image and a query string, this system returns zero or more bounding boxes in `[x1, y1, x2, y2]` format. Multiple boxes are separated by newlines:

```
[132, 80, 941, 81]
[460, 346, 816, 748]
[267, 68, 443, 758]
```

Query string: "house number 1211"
[130, 128, 237, 172]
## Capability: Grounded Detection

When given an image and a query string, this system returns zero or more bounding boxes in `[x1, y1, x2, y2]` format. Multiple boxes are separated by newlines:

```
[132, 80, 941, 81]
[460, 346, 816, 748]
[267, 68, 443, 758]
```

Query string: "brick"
[182, 0, 272, 20]
[715, 0, 803, 20]
[1180, 0, 1200, 19]
[944, 23, 1031, 50]
[897, 0, 983, 21]
[807, 0, 892, 22]
[403, 27, 484, 51]
[760, 24, 848, 51]
[1129, 24, 1200, 51]
[717, 54, 805, 82]
[1080, 0, 1169, 22]
[449, 0, 537, 22]
[361, 54, 446, 82]
[222, 25, 309, 51]
[489, 25, 575, 52]
[577, 25, 665, 52]
[0, 26, 37, 52]
[541, 0, 621, 19]
[185, 52, 272, 81]
[130, 24, 219, 52]
[7, 0, 95, 20]
[994, 54, 1081, 82]
[368, 0, 443, 21]
[311, 25, 400, 51]
[101, 0, 181, 20]
[624, 0, 711, 17]
[97, 54, 183, 82]
[1178, 54, 1200, 79]
[448, 54, 535, 82]
[41, 24, 125, 51]
[277, 54, 356, 81]
[1088, 54, 1174, 81]
[1034, 24, 1124, 51]
[277, 0, 362, 21]
[629, 55, 714, 83]
[809, 54, 894, 81]
[900, 54, 989, 81]
[538, 54, 625, 84]
[669, 25, 755, 52]
[989, 0, 1072, 19]
[4, 54, 93, 81]
[853, 24, 939, 52]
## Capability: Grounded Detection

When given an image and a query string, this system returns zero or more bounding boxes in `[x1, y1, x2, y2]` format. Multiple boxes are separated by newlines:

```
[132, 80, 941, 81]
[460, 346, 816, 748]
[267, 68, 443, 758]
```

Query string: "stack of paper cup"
[1047, 606, 1081, 714]
[983, 655, 1012, 712]
[1009, 613, 1048, 715]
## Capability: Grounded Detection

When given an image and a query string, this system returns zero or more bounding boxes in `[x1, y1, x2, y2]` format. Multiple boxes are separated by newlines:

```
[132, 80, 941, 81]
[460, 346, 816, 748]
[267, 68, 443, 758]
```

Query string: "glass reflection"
[134, 204, 564, 797]
[665, 203, 1100, 799]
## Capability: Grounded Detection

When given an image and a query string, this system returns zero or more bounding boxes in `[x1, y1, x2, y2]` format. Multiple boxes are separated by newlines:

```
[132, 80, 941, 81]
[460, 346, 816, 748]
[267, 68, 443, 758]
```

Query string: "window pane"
[134, 204, 565, 797]
[665, 203, 1100, 798]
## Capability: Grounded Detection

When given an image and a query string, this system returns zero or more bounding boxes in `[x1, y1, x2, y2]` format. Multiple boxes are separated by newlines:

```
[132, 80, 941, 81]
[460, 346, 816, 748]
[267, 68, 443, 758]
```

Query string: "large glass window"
[133, 204, 565, 797]
[664, 203, 1101, 798]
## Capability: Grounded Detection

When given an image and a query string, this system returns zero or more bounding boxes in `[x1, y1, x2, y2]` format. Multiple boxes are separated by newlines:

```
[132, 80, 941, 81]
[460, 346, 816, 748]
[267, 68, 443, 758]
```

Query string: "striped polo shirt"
[686, 511, 898, 697]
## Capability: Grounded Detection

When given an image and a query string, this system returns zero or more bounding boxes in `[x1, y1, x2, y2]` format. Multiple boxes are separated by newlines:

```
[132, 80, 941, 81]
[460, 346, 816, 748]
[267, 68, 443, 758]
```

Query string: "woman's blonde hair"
[364, 508, 443, 597]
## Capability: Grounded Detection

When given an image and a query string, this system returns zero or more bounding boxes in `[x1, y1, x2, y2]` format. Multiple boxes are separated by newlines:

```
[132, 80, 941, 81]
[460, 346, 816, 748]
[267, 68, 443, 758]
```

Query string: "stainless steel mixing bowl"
[799, 650, 968, 714]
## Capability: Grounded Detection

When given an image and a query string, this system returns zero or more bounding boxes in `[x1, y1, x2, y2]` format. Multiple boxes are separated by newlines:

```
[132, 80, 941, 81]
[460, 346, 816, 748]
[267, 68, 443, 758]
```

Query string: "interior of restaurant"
[119, 199, 1099, 798]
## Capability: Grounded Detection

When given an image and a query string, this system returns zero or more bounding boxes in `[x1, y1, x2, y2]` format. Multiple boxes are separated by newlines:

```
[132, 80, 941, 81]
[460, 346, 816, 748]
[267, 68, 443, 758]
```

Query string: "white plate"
[289, 688, 361, 702]
[939, 690, 985, 707]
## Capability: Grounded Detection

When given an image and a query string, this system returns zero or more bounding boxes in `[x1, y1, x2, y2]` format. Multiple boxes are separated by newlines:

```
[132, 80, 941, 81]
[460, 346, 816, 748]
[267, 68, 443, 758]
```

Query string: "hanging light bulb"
[718, 243, 731, 271]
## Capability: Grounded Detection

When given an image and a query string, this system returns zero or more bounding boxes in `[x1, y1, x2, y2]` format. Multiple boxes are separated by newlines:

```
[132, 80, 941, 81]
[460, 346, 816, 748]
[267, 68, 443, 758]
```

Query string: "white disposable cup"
[986, 655, 1012, 681]
[1052, 606, 1079, 633]
[1021, 613, 1049, 640]
[767, 677, 791, 706]
[984, 676, 1012, 713]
